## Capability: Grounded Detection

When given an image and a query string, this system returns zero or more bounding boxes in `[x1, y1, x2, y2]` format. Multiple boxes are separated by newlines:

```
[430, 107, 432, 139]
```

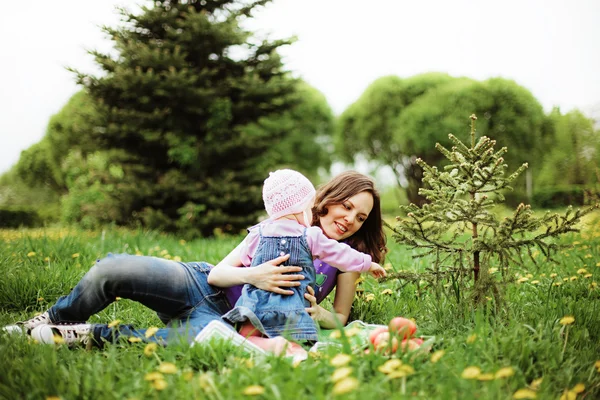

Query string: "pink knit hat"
[263, 169, 316, 220]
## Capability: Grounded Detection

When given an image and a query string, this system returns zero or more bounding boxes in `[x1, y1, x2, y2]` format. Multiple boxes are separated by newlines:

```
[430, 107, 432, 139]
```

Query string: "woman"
[6, 171, 387, 347]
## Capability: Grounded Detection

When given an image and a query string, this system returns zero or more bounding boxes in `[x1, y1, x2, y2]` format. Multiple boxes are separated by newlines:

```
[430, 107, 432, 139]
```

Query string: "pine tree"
[388, 115, 599, 302]
[70, 0, 298, 236]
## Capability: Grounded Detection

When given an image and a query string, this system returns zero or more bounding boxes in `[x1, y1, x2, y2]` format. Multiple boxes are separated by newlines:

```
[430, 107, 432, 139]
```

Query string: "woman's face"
[319, 191, 374, 241]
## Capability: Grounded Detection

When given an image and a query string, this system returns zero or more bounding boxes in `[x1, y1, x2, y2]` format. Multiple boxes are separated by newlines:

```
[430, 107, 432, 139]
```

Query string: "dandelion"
[495, 367, 515, 379]
[526, 273, 533, 278]
[37, 297, 44, 302]
[591, 282, 598, 288]
[488, 268, 498, 274]
[242, 385, 265, 395]
[365, 293, 375, 302]
[345, 326, 361, 337]
[378, 359, 403, 374]
[570, 276, 577, 281]
[144, 372, 164, 381]
[477, 373, 495, 381]
[572, 383, 585, 393]
[584, 274, 592, 279]
[584, 254, 592, 258]
[330, 354, 352, 367]
[563, 278, 569, 282]
[513, 388, 537, 399]
[332, 377, 359, 395]
[329, 330, 342, 339]
[387, 365, 415, 379]
[198, 373, 215, 392]
[595, 360, 600, 369]
[517, 277, 529, 283]
[144, 343, 158, 356]
[145, 327, 160, 338]
[183, 370, 194, 381]
[381, 289, 393, 295]
[115, 297, 122, 301]
[559, 316, 575, 325]
[27, 251, 36, 257]
[540, 273, 546, 277]
[577, 268, 588, 274]
[461, 366, 481, 379]
[529, 377, 543, 390]
[430, 350, 445, 363]
[151, 379, 168, 391]
[331, 367, 353, 382]
[158, 362, 178, 374]
[46, 397, 61, 400]
[550, 273, 558, 278]
[384, 263, 393, 271]
[531, 280, 540, 285]
[52, 334, 65, 345]
[173, 256, 182, 262]
[596, 262, 600, 267]
[72, 253, 80, 258]
[128, 337, 142, 343]
[108, 320, 121, 328]
[559, 390, 576, 400]
[179, 239, 186, 245]
[553, 282, 562, 287]
[354, 276, 365, 285]
[466, 334, 477, 344]
[44, 257, 50, 262]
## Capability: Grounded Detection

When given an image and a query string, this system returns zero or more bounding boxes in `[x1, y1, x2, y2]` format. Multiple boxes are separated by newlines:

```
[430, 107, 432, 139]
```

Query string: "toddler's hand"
[369, 262, 386, 279]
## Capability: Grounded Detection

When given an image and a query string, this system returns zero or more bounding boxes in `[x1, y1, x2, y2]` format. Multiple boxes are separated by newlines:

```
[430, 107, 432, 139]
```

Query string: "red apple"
[400, 339, 421, 352]
[373, 331, 398, 354]
[368, 326, 389, 345]
[388, 317, 417, 339]
[411, 338, 424, 346]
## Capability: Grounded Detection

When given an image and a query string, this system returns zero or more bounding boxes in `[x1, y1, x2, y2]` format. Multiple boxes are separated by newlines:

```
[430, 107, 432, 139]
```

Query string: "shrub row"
[0, 206, 41, 228]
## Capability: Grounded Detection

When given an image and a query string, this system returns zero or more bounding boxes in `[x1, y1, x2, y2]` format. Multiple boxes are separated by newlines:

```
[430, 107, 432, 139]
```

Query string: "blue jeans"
[48, 253, 233, 345]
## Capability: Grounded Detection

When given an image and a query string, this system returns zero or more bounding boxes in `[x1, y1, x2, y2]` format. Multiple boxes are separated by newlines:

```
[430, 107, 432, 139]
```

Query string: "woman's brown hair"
[312, 171, 387, 263]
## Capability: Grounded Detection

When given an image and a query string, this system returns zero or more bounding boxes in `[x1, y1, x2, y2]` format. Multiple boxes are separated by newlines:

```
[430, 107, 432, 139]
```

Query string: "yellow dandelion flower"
[526, 273, 533, 278]
[179, 239, 186, 245]
[517, 277, 529, 283]
[345, 326, 361, 337]
[27, 251, 36, 257]
[591, 282, 598, 288]
[44, 257, 50, 262]
[331, 367, 353, 382]
[571, 383, 585, 393]
[332, 377, 359, 395]
[540, 273, 546, 277]
[596, 262, 600, 267]
[158, 362, 178, 374]
[330, 354, 352, 367]
[559, 390, 577, 400]
[151, 379, 168, 391]
[144, 343, 158, 356]
[584, 274, 592, 279]
[244, 359, 254, 368]
[354, 276, 365, 285]
[160, 249, 169, 256]
[477, 373, 495, 381]
[145, 327, 159, 338]
[495, 367, 515, 379]
[461, 366, 481, 379]
[577, 268, 588, 274]
[570, 276, 577, 281]
[387, 369, 413, 379]
[365, 293, 375, 302]
[37, 297, 44, 302]
[173, 256, 182, 262]
[399, 365, 415, 375]
[529, 377, 543, 390]
[380, 289, 393, 295]
[531, 280, 540, 285]
[431, 350, 445, 363]
[144, 372, 164, 381]
[183, 370, 194, 381]
[329, 330, 342, 339]
[135, 250, 143, 256]
[513, 388, 537, 399]
[72, 253, 80, 258]
[584, 254, 592, 258]
[550, 273, 558, 278]
[243, 385, 265, 396]
[128, 337, 142, 343]
[378, 359, 403, 374]
[52, 334, 65, 345]
[488, 268, 498, 274]
[46, 397, 61, 400]
[553, 282, 562, 287]
[466, 334, 477, 344]
[559, 316, 575, 325]
[198, 373, 215, 391]
[595, 360, 600, 369]
[563, 278, 569, 282]
[115, 296, 122, 301]
[108, 320, 121, 328]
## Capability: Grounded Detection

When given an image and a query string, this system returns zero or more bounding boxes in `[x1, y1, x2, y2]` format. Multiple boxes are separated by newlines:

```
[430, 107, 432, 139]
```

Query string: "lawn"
[0, 213, 599, 399]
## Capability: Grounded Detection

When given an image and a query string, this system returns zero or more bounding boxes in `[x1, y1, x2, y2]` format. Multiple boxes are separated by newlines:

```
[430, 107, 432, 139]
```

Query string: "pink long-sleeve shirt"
[239, 219, 372, 273]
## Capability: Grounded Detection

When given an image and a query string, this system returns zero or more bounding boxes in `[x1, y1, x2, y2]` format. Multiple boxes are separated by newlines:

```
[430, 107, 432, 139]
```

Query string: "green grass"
[1, 220, 599, 399]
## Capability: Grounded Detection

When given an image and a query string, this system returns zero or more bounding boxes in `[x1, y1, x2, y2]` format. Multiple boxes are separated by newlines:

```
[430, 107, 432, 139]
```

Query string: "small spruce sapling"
[388, 114, 599, 303]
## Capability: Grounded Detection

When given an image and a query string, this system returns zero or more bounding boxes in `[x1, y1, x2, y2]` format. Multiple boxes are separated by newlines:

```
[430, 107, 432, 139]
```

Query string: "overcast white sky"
[1, 0, 599, 174]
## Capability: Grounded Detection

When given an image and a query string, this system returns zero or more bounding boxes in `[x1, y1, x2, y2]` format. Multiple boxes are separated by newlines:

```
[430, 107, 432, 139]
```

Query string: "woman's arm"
[207, 241, 305, 295]
[304, 271, 359, 329]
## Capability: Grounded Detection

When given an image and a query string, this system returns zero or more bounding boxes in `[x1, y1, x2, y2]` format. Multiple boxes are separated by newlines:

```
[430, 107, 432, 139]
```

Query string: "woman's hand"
[246, 254, 305, 295]
[304, 285, 327, 322]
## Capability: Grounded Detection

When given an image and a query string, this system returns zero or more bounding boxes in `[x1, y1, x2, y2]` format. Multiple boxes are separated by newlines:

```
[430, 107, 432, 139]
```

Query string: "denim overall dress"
[222, 226, 318, 341]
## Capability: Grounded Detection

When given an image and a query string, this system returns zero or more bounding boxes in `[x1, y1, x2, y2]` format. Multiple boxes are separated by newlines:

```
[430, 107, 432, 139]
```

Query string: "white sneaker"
[2, 311, 52, 335]
[31, 323, 93, 348]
